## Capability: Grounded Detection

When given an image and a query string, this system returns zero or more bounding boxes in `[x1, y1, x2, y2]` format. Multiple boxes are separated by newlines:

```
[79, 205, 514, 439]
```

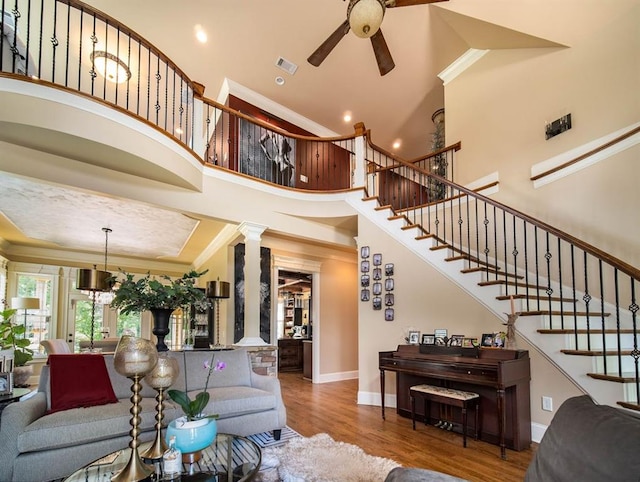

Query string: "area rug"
[255, 433, 400, 482]
[248, 425, 302, 448]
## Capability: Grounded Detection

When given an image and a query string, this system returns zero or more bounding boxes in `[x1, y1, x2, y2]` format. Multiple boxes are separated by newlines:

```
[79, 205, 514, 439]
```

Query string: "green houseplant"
[109, 269, 208, 351]
[0, 308, 34, 367]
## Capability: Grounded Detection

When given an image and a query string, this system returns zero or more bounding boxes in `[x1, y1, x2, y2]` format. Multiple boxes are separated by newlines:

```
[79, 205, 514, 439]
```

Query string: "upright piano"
[379, 345, 531, 459]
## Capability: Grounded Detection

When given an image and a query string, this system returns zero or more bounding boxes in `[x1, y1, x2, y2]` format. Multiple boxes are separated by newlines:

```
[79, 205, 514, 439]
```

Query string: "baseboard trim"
[316, 370, 358, 384]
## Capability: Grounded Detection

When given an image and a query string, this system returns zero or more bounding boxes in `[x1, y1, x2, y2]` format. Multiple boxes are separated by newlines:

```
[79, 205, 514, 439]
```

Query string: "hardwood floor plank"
[278, 372, 535, 482]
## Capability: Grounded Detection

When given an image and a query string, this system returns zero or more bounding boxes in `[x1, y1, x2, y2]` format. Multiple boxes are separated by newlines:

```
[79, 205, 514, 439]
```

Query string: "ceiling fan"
[307, 0, 448, 76]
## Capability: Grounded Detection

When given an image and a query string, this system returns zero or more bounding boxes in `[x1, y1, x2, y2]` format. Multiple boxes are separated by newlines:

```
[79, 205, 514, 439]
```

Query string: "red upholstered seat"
[48, 354, 118, 413]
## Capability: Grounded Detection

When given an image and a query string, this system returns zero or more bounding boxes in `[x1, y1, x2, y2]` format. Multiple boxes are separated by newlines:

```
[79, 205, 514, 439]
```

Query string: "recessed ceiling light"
[194, 25, 207, 43]
[392, 140, 401, 149]
[275, 76, 285, 86]
[343, 112, 352, 123]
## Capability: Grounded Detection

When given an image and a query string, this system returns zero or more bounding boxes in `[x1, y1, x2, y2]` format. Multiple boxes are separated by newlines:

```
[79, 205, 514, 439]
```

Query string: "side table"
[64, 433, 262, 481]
[0, 387, 32, 416]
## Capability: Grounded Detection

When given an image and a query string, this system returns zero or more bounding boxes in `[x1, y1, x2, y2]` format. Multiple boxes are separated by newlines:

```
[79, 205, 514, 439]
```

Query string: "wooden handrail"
[371, 144, 640, 280]
[531, 125, 640, 181]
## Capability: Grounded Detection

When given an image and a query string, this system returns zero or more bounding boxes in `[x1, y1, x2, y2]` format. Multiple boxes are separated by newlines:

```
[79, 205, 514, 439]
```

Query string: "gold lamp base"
[111, 446, 154, 482]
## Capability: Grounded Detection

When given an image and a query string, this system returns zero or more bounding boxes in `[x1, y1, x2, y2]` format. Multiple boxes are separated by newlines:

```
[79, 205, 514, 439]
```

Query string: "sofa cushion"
[175, 349, 253, 392]
[18, 398, 179, 453]
[525, 395, 640, 482]
[48, 354, 117, 413]
[195, 386, 276, 419]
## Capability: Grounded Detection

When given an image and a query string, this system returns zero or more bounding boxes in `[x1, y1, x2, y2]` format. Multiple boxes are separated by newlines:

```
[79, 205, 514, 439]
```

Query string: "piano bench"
[409, 384, 480, 448]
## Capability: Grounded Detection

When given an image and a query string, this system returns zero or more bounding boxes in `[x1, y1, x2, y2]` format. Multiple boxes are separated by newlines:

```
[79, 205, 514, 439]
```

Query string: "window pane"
[73, 299, 105, 352]
[16, 273, 53, 354]
[117, 311, 141, 337]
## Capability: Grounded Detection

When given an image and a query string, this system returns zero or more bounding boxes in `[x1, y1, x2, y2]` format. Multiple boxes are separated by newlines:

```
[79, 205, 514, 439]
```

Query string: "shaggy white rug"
[255, 433, 400, 482]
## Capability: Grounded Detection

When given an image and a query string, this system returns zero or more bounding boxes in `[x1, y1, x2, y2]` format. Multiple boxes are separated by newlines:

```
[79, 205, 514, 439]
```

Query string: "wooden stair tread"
[587, 373, 638, 383]
[388, 215, 404, 221]
[617, 401, 640, 412]
[561, 349, 633, 356]
[496, 294, 576, 302]
[520, 310, 610, 317]
[478, 280, 549, 290]
[538, 329, 636, 334]
[375, 204, 393, 211]
[415, 233, 435, 241]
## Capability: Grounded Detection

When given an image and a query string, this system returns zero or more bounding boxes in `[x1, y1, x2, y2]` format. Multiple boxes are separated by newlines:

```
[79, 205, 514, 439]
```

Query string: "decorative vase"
[13, 364, 33, 387]
[150, 308, 175, 352]
[166, 417, 217, 457]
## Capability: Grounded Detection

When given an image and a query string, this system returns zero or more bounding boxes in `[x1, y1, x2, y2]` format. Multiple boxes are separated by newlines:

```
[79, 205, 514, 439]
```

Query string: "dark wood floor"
[278, 371, 536, 482]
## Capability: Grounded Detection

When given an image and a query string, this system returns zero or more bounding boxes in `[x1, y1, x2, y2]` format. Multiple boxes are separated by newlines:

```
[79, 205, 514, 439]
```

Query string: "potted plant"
[109, 269, 208, 351]
[0, 308, 35, 387]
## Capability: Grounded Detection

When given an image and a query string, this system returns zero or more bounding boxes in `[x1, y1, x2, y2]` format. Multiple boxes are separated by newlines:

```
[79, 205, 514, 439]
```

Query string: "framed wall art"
[361, 289, 370, 302]
[372, 297, 382, 310]
[373, 282, 382, 295]
[360, 274, 370, 287]
[372, 253, 382, 266]
[385, 263, 394, 276]
[385, 308, 394, 321]
[360, 260, 370, 272]
[361, 246, 370, 258]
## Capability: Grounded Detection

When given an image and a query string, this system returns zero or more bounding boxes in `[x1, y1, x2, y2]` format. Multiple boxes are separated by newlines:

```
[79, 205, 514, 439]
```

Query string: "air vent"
[275, 56, 298, 75]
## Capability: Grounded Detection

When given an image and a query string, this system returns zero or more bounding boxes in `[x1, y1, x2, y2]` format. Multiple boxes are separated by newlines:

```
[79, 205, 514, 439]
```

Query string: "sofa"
[0, 348, 287, 482]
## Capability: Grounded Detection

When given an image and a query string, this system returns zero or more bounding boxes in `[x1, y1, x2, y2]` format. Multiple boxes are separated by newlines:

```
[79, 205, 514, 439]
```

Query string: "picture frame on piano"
[462, 337, 478, 348]
[481, 333, 494, 347]
[450, 335, 464, 347]
[408, 331, 420, 345]
[421, 334, 435, 345]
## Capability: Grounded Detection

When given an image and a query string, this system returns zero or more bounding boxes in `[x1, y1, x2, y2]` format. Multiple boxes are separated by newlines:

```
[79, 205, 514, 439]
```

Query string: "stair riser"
[564, 333, 639, 350]
[593, 356, 638, 374]
[540, 315, 615, 330]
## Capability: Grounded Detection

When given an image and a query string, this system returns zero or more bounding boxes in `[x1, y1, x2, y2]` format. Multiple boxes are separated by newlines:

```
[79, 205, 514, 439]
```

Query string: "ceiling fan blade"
[386, 0, 449, 7]
[370, 29, 395, 76]
[307, 19, 351, 67]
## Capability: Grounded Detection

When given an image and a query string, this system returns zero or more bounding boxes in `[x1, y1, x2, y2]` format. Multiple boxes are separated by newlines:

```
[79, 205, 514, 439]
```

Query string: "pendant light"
[76, 228, 113, 350]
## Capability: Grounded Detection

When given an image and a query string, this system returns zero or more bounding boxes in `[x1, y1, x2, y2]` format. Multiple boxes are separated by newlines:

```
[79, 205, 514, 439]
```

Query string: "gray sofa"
[386, 395, 640, 482]
[0, 348, 286, 482]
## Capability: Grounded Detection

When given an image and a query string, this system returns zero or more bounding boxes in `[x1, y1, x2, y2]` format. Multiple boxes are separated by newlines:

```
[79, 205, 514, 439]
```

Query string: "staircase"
[352, 147, 640, 411]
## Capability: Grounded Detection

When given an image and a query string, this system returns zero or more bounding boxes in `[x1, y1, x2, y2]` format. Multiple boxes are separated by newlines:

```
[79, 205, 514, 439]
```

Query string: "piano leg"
[380, 369, 386, 420]
[497, 388, 507, 459]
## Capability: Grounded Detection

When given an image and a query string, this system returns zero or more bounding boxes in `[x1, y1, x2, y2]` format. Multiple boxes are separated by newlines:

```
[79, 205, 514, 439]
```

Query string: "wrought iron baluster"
[512, 214, 519, 297]
[544, 233, 553, 328]
[583, 251, 592, 350]
[557, 237, 564, 329]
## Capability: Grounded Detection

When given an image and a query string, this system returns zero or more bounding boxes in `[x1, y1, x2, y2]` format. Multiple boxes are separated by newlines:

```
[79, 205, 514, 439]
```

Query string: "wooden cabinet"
[303, 340, 313, 380]
[278, 338, 303, 371]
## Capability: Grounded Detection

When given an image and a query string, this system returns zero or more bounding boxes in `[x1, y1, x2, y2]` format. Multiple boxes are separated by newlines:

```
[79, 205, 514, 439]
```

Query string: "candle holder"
[111, 336, 158, 482]
[141, 353, 179, 460]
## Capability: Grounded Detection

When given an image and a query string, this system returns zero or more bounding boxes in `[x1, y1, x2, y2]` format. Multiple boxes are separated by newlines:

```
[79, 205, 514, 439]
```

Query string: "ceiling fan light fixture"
[348, 0, 385, 39]
[90, 50, 131, 84]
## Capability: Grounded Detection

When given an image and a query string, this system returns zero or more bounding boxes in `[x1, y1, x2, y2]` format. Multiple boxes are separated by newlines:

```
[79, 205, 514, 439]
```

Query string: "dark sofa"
[525, 395, 640, 482]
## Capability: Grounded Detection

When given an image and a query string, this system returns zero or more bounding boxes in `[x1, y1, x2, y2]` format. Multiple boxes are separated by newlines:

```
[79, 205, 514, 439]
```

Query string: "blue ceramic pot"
[166, 417, 217, 454]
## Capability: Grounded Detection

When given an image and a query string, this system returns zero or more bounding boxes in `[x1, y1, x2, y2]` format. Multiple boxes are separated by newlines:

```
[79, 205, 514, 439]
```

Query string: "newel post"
[352, 122, 367, 189]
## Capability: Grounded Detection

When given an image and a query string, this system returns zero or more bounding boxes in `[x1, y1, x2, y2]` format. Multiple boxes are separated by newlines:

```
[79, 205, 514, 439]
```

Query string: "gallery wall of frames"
[359, 246, 394, 321]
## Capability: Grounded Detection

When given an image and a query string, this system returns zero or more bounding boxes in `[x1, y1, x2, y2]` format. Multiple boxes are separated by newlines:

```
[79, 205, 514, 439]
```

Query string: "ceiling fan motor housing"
[348, 0, 386, 38]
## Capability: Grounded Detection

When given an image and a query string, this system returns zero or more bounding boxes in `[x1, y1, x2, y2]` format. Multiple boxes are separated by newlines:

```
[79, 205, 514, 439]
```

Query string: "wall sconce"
[90, 50, 131, 84]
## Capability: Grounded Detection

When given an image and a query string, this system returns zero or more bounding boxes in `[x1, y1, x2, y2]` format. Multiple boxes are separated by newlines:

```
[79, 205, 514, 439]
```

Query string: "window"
[15, 273, 53, 355]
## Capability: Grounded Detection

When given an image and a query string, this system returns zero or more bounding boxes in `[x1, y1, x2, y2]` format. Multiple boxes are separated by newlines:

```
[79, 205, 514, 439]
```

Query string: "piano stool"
[409, 384, 480, 448]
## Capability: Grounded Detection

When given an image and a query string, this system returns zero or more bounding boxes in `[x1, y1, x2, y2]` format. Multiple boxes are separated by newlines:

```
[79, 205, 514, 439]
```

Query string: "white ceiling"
[0, 0, 569, 266]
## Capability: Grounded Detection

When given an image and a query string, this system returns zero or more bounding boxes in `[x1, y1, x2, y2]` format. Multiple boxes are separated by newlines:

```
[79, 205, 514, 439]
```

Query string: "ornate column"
[235, 222, 268, 346]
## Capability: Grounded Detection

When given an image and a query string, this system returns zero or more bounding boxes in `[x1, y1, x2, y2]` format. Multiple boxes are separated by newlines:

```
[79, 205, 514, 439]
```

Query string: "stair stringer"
[349, 196, 629, 408]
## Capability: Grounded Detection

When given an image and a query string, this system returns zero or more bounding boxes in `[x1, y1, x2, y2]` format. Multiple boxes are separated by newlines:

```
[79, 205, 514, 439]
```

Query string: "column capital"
[238, 222, 267, 242]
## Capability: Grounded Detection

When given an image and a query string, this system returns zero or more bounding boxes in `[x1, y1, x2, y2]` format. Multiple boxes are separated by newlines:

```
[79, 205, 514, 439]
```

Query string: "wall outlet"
[300, 174, 308, 183]
[542, 396, 553, 412]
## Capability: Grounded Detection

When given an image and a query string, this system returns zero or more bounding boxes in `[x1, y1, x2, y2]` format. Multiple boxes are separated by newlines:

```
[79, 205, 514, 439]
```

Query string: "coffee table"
[64, 433, 262, 481]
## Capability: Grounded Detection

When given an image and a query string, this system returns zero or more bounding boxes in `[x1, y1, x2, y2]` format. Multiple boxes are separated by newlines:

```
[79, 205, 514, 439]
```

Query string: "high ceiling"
[0, 0, 569, 266]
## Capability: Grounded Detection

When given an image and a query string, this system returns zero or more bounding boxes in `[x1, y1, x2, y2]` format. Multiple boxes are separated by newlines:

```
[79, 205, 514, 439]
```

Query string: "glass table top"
[64, 433, 262, 482]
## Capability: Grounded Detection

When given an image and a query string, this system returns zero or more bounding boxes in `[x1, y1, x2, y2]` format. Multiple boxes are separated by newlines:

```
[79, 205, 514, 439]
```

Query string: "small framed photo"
[372, 297, 382, 310]
[462, 337, 478, 348]
[372, 282, 382, 295]
[373, 253, 382, 266]
[493, 331, 506, 348]
[373, 267, 382, 280]
[450, 335, 464, 347]
[361, 289, 370, 302]
[384, 308, 394, 321]
[360, 260, 370, 273]
[385, 263, 394, 276]
[434, 328, 448, 339]
[481, 333, 494, 347]
[385, 278, 394, 291]
[408, 331, 420, 345]
[360, 246, 370, 258]
[385, 293, 394, 306]
[360, 274, 370, 287]
[421, 334, 435, 345]
[0, 372, 12, 395]
[435, 336, 447, 346]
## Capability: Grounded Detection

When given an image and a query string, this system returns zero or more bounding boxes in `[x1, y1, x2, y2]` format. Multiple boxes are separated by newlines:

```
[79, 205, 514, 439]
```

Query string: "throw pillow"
[48, 353, 118, 413]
